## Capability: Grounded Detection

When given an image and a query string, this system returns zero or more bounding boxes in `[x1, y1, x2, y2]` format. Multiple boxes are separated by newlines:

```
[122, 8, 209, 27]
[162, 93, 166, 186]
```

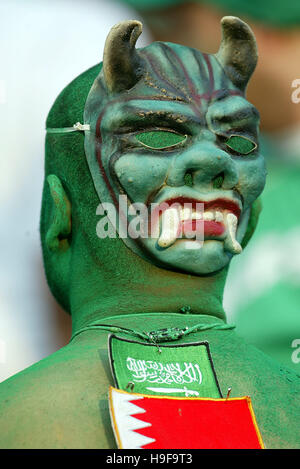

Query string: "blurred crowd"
[1, 0, 299, 381]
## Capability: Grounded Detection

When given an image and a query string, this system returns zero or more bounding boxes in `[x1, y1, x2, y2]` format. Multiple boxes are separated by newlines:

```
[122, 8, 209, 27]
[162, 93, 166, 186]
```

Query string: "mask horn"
[103, 20, 143, 94]
[216, 16, 258, 92]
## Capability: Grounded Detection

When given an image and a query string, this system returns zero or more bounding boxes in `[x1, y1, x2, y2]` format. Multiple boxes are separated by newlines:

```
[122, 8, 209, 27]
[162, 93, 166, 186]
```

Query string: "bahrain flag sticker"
[109, 387, 264, 449]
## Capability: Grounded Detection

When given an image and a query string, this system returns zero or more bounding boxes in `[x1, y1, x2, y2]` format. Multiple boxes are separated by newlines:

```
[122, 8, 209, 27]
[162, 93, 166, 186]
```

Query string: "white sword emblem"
[146, 386, 199, 397]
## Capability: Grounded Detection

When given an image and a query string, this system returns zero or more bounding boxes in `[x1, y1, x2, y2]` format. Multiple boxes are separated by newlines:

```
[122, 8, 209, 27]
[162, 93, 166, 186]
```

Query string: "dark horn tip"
[129, 21, 143, 46]
[114, 20, 142, 43]
[217, 16, 258, 92]
[103, 20, 144, 94]
[221, 16, 256, 41]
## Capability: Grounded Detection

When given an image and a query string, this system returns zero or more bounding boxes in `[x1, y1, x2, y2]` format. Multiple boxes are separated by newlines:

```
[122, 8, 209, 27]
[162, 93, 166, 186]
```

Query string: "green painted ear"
[135, 130, 186, 150]
[225, 135, 257, 155]
[46, 175, 71, 252]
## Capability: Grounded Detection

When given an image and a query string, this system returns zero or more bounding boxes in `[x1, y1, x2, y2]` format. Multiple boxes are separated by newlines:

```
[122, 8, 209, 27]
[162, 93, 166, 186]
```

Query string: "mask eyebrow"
[206, 96, 260, 133]
[100, 99, 203, 134]
[212, 106, 260, 124]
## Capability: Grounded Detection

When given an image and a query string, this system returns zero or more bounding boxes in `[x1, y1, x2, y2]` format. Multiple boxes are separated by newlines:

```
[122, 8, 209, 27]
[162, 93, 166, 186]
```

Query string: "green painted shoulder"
[0, 337, 115, 449]
[208, 330, 300, 449]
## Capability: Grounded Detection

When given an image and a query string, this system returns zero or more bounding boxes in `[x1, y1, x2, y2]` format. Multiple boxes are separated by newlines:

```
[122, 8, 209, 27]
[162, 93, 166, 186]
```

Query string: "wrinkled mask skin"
[84, 17, 266, 275]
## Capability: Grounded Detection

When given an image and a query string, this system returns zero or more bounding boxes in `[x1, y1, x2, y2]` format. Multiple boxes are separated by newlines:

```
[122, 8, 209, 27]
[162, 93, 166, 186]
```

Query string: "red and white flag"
[109, 386, 264, 449]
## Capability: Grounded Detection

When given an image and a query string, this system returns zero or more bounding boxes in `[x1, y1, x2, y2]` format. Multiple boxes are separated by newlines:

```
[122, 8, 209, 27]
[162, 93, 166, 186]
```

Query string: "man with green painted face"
[0, 17, 299, 449]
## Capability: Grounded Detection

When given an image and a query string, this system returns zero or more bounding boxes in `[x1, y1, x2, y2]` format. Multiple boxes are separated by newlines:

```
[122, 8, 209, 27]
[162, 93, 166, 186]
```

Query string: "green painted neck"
[69, 231, 228, 335]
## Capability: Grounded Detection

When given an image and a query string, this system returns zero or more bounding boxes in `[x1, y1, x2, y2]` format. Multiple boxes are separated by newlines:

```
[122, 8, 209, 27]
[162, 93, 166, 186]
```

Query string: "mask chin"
[129, 207, 252, 275]
[135, 237, 230, 275]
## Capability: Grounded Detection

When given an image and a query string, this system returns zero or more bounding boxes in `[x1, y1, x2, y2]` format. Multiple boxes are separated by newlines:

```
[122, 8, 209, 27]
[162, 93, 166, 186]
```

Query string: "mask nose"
[166, 140, 239, 191]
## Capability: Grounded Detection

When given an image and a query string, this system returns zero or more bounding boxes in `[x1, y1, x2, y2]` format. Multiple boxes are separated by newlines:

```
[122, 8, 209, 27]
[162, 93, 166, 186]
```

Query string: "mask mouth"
[149, 196, 243, 255]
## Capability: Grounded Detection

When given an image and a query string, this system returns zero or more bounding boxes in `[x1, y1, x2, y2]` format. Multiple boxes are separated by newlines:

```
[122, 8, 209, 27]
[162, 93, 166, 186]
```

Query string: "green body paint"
[0, 18, 299, 449]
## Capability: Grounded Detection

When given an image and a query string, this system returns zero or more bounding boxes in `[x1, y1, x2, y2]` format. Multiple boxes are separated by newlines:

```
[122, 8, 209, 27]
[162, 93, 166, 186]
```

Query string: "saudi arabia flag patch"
[108, 335, 222, 398]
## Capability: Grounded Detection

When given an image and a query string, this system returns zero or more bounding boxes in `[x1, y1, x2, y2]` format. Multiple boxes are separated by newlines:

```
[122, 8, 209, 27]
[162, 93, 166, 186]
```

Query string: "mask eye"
[135, 130, 186, 150]
[225, 135, 257, 155]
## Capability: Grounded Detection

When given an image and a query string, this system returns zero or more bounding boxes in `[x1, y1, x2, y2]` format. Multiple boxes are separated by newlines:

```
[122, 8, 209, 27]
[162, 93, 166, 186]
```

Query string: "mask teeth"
[157, 207, 180, 248]
[180, 207, 193, 221]
[224, 212, 242, 255]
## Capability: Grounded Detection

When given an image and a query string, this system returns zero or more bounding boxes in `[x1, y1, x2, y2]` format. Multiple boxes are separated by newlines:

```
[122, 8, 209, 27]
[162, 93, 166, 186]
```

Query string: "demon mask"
[83, 17, 266, 275]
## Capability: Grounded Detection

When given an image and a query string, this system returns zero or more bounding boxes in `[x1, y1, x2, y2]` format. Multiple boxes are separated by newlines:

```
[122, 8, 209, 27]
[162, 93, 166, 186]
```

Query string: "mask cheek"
[113, 153, 170, 202]
[235, 156, 266, 209]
